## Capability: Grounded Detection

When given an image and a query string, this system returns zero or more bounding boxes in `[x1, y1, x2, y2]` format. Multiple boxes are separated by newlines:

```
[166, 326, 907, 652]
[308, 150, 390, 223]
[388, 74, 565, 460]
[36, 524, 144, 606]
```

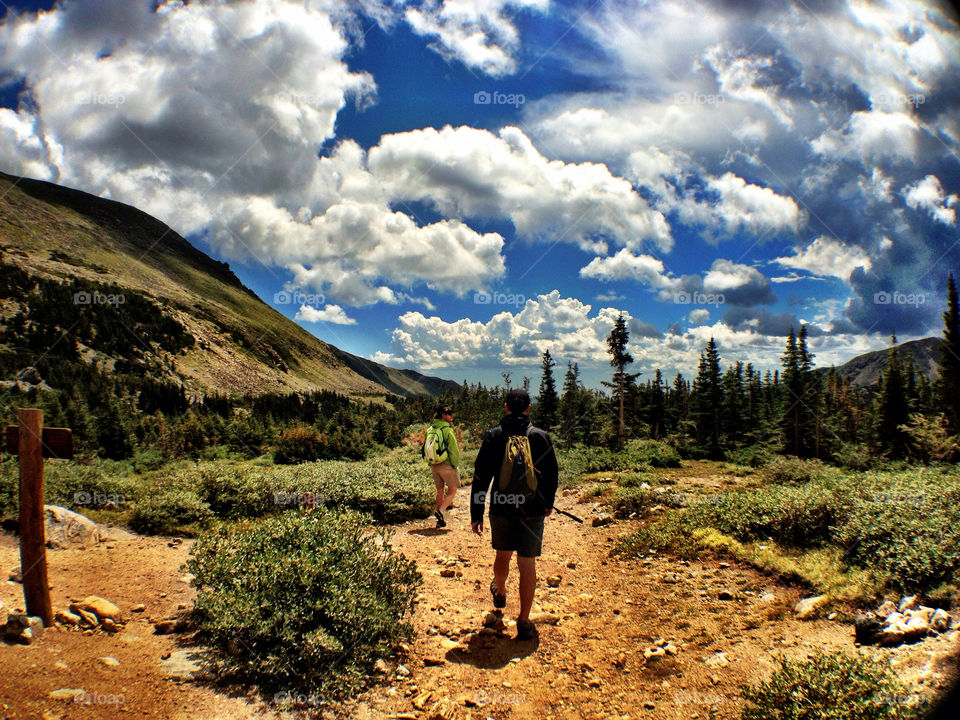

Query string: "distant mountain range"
[0, 171, 456, 398]
[821, 336, 942, 387]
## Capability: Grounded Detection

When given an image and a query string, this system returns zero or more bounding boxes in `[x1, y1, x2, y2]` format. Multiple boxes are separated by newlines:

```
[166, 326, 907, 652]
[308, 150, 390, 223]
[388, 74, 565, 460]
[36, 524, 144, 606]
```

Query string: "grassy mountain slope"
[0, 171, 454, 398]
[823, 336, 942, 387]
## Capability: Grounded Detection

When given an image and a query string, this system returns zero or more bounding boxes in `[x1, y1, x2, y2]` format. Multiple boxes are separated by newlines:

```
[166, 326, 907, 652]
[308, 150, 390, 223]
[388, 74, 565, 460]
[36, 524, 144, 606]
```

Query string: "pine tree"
[780, 327, 803, 456]
[692, 338, 723, 455]
[536, 350, 559, 429]
[876, 334, 911, 458]
[940, 273, 960, 433]
[646, 369, 666, 438]
[721, 362, 745, 445]
[558, 362, 585, 445]
[603, 314, 639, 446]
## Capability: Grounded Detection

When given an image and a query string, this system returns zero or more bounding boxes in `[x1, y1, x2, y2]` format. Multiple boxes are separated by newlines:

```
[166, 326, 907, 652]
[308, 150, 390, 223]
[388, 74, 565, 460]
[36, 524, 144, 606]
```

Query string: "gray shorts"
[489, 514, 545, 558]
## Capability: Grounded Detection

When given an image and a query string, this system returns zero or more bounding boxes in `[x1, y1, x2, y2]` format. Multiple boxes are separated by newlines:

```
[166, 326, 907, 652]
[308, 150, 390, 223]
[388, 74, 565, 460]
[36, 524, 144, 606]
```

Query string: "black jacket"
[471, 414, 559, 521]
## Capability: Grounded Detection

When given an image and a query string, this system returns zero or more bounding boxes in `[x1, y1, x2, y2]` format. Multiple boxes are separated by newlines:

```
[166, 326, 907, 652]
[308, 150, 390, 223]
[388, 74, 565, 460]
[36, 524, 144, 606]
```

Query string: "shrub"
[832, 443, 873, 471]
[761, 456, 829, 485]
[726, 444, 775, 469]
[129, 489, 214, 535]
[273, 426, 326, 464]
[612, 486, 655, 516]
[836, 473, 960, 592]
[685, 482, 848, 548]
[617, 470, 657, 487]
[741, 651, 926, 720]
[185, 510, 422, 699]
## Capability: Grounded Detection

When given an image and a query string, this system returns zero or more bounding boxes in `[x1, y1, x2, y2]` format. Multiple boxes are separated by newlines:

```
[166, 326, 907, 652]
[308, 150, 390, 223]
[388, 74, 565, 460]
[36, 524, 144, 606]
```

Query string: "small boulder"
[592, 513, 614, 527]
[45, 506, 101, 549]
[546, 575, 562, 588]
[439, 568, 456, 578]
[55, 609, 81, 626]
[855, 613, 883, 645]
[717, 590, 734, 601]
[529, 612, 559, 625]
[794, 595, 827, 620]
[48, 688, 85, 702]
[898, 595, 917, 613]
[4, 614, 43, 644]
[71, 596, 122, 624]
[8, 567, 21, 583]
[931, 609, 951, 633]
[97, 656, 121, 667]
[902, 615, 930, 641]
[876, 600, 897, 619]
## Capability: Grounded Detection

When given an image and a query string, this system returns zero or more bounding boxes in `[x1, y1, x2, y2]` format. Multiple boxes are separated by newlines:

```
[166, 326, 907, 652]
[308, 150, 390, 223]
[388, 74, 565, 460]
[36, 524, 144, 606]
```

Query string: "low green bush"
[836, 471, 960, 592]
[760, 456, 830, 485]
[726, 444, 775, 469]
[685, 481, 848, 548]
[741, 651, 926, 720]
[129, 489, 214, 535]
[185, 510, 421, 699]
[612, 486, 655, 516]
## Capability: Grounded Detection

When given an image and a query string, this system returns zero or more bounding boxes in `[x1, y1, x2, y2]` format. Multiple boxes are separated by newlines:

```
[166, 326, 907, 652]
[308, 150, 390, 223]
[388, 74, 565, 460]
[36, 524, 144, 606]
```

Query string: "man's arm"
[444, 426, 460, 468]
[471, 430, 496, 525]
[534, 431, 559, 513]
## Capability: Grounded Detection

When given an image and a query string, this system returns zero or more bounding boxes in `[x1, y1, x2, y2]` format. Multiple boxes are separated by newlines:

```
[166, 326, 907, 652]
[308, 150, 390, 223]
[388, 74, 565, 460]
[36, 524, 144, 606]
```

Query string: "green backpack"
[498, 427, 538, 502]
[422, 425, 448, 465]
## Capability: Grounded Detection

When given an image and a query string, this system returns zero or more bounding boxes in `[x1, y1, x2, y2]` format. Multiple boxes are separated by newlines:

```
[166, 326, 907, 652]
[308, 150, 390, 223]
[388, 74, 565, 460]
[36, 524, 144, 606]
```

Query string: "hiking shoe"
[434, 510, 446, 528]
[515, 620, 536, 641]
[490, 580, 506, 609]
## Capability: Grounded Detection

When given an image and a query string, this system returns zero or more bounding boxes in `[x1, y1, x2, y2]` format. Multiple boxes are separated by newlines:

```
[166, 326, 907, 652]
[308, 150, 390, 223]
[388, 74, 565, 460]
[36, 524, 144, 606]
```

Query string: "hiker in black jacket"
[471, 388, 559, 641]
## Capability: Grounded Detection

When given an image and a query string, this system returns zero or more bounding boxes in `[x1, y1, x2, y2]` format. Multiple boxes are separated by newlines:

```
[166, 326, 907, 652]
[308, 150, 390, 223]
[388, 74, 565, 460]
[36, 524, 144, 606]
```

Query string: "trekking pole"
[550, 507, 583, 524]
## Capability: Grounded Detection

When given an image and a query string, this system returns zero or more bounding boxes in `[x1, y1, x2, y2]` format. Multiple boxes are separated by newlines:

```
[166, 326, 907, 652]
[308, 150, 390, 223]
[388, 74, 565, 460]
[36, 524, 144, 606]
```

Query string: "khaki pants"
[431, 462, 460, 492]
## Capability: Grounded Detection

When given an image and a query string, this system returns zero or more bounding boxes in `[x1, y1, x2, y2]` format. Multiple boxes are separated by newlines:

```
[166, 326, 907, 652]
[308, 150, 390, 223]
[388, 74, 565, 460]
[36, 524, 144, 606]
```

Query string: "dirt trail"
[1, 478, 958, 720]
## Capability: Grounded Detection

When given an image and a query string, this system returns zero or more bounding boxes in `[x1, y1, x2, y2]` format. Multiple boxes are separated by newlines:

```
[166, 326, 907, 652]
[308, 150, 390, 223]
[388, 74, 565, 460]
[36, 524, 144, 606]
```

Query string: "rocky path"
[1, 484, 958, 720]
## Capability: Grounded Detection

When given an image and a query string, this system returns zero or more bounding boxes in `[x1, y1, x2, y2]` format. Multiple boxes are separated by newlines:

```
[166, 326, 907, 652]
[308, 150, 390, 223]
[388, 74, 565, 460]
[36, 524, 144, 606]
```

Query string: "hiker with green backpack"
[422, 403, 461, 528]
[470, 388, 559, 641]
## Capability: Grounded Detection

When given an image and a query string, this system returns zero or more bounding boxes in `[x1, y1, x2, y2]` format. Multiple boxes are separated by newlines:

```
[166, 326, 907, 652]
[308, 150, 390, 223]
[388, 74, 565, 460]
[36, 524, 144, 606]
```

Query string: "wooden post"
[17, 408, 53, 627]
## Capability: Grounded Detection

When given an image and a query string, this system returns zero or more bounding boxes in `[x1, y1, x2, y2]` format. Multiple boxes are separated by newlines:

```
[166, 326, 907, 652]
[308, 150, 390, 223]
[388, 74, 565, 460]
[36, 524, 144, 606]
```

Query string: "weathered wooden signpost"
[5, 408, 73, 627]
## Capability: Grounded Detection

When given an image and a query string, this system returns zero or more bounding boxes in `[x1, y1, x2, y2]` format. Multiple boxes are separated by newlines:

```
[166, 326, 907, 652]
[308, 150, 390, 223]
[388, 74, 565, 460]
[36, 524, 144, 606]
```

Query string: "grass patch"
[741, 651, 926, 720]
[615, 463, 960, 598]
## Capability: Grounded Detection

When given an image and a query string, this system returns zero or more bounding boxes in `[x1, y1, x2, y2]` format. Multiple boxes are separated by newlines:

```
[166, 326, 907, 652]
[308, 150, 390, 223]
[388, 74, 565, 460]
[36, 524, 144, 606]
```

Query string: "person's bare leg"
[434, 482, 444, 512]
[516, 556, 537, 623]
[439, 475, 459, 513]
[493, 550, 512, 595]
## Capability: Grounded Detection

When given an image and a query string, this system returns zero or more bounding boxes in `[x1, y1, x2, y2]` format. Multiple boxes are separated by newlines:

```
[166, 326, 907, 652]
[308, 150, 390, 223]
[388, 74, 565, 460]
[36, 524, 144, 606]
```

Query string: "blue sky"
[2, 0, 959, 388]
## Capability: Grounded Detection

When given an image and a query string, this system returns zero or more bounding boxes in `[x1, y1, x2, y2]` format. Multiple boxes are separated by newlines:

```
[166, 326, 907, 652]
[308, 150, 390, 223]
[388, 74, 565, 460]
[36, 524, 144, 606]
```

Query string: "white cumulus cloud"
[295, 304, 357, 325]
[774, 236, 873, 281]
[902, 174, 958, 226]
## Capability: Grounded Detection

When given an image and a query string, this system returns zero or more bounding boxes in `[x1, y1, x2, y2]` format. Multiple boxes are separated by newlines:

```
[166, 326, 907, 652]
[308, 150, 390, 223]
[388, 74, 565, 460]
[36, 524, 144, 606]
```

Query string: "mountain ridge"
[0, 170, 455, 398]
